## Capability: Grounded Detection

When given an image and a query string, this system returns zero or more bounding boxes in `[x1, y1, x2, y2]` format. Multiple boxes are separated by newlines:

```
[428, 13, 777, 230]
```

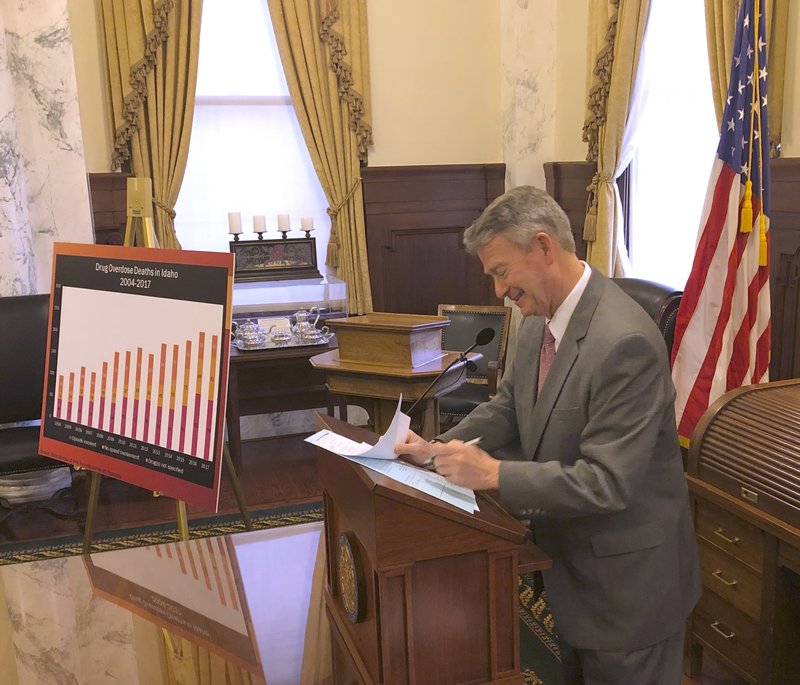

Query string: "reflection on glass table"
[0, 522, 322, 685]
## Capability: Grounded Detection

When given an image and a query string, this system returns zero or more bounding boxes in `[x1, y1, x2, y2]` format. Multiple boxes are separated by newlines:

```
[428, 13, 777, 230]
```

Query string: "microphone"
[466, 327, 496, 372]
[405, 327, 496, 417]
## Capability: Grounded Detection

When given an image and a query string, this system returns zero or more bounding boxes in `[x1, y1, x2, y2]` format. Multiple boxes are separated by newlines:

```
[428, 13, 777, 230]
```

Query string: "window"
[174, 0, 330, 270]
[627, 0, 719, 289]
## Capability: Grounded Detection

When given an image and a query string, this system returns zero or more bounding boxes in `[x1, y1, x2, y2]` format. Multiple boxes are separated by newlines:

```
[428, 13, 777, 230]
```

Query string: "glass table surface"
[0, 522, 322, 685]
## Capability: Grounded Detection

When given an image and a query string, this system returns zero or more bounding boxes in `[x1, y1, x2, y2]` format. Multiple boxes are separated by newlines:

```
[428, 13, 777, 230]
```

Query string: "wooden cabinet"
[686, 479, 800, 685]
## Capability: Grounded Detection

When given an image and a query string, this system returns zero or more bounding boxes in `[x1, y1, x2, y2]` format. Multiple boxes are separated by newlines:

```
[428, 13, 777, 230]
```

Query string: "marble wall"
[0, 0, 93, 297]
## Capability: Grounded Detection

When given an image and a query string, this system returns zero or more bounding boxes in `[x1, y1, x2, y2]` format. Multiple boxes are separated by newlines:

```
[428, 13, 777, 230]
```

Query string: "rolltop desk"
[686, 379, 800, 684]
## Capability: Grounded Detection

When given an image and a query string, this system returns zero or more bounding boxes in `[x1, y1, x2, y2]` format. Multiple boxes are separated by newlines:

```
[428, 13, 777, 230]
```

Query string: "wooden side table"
[226, 341, 343, 471]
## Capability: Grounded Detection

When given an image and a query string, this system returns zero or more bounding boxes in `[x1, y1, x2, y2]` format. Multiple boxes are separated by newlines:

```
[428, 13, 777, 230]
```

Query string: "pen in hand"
[423, 436, 482, 469]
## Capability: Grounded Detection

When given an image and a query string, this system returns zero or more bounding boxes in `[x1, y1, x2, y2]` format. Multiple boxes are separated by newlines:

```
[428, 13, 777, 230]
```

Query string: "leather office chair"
[437, 304, 512, 428]
[611, 277, 682, 362]
[0, 294, 78, 528]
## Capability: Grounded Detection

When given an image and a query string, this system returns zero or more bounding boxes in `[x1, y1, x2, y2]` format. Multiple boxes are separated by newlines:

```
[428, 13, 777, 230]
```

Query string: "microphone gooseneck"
[404, 326, 496, 417]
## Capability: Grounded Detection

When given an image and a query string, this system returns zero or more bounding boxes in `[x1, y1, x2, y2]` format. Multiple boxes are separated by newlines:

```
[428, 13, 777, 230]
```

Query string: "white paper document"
[307, 396, 410, 459]
[304, 397, 478, 513]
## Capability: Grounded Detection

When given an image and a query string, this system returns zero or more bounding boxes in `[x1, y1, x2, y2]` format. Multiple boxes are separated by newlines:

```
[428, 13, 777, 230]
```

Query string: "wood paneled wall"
[362, 164, 505, 314]
[544, 161, 595, 261]
[88, 172, 130, 245]
[544, 158, 800, 381]
[768, 157, 800, 380]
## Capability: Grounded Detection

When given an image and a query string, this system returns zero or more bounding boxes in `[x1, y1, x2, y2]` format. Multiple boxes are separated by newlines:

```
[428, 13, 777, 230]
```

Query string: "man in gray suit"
[396, 186, 701, 685]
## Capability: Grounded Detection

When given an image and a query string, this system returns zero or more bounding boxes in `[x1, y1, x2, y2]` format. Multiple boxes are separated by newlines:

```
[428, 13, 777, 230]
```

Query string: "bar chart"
[39, 244, 234, 511]
[52, 286, 224, 462]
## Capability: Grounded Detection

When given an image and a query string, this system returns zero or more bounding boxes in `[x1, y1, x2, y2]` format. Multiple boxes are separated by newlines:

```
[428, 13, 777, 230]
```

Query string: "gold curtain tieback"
[153, 197, 176, 220]
[587, 171, 613, 192]
[326, 179, 361, 219]
[583, 172, 612, 243]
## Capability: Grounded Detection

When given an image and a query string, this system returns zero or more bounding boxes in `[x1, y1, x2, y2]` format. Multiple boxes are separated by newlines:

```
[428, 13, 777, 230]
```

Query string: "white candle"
[277, 214, 290, 232]
[227, 212, 242, 235]
[253, 215, 267, 233]
[301, 216, 314, 232]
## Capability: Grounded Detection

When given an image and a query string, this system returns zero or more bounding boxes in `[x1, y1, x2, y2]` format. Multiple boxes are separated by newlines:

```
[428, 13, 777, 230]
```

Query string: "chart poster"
[38, 243, 234, 512]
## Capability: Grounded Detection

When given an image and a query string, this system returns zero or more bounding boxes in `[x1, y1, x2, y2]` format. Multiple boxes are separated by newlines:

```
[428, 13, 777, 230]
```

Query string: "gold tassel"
[740, 180, 753, 233]
[583, 174, 600, 242]
[759, 213, 768, 266]
[582, 207, 597, 242]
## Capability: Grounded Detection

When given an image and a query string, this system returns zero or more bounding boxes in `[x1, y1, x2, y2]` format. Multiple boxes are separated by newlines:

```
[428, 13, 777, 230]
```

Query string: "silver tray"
[232, 335, 333, 351]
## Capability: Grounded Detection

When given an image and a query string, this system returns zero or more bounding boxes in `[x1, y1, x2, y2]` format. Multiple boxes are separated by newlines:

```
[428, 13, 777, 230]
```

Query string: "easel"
[82, 178, 252, 553]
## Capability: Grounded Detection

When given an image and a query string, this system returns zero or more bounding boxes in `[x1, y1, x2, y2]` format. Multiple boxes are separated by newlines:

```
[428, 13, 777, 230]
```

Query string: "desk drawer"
[694, 590, 759, 682]
[698, 539, 762, 621]
[695, 500, 763, 571]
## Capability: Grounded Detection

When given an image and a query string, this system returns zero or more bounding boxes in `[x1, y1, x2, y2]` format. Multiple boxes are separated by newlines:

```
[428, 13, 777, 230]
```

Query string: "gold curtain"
[704, 0, 788, 157]
[101, 0, 202, 248]
[160, 629, 263, 685]
[582, 0, 650, 276]
[267, 0, 374, 315]
[298, 534, 333, 685]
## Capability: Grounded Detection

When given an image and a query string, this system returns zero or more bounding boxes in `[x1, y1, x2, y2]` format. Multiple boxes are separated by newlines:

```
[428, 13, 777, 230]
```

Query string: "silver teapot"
[231, 319, 267, 349]
[290, 306, 331, 343]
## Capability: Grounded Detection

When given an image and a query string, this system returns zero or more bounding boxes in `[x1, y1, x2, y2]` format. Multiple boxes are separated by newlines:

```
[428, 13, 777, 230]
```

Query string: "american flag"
[671, 0, 771, 447]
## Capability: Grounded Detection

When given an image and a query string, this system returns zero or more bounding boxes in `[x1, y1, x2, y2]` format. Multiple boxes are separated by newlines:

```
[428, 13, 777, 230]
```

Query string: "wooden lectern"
[315, 415, 549, 685]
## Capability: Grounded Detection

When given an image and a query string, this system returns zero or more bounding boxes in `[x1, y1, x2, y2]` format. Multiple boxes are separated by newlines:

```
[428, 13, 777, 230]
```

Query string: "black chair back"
[612, 278, 682, 359]
[437, 304, 512, 426]
[438, 305, 511, 380]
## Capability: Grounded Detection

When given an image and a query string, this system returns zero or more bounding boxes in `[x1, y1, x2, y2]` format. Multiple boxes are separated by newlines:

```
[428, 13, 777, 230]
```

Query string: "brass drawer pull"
[713, 528, 741, 545]
[712, 569, 738, 587]
[710, 620, 736, 640]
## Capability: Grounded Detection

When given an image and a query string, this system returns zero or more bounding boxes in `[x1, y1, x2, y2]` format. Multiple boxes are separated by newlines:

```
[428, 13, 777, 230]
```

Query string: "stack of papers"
[305, 398, 478, 514]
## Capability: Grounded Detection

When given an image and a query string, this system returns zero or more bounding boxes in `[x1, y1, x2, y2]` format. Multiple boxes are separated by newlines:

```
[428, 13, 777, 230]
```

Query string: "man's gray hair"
[463, 186, 576, 255]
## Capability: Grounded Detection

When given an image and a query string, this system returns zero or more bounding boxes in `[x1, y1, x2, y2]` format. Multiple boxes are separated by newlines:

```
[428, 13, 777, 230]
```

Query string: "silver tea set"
[232, 306, 333, 350]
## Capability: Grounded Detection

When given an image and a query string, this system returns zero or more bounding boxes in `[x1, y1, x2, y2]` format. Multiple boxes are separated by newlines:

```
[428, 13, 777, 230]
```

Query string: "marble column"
[500, 0, 559, 359]
[0, 0, 93, 297]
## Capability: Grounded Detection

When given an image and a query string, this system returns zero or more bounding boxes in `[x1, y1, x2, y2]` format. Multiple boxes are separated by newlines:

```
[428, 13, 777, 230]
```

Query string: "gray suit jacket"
[441, 270, 701, 651]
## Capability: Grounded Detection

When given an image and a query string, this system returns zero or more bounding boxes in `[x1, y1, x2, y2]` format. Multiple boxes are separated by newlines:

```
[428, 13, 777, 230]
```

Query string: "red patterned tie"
[537, 324, 555, 394]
